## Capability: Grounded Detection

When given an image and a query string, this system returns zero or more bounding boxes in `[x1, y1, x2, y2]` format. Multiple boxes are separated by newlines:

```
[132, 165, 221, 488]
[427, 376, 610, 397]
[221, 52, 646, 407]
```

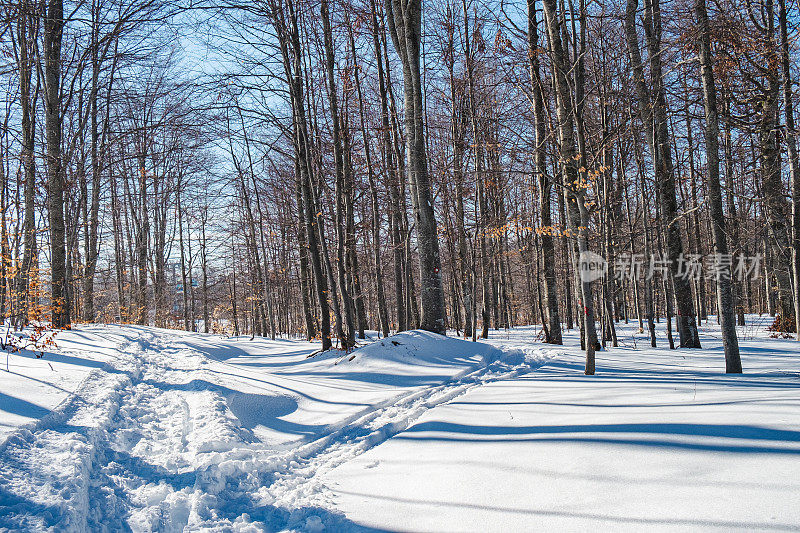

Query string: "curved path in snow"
[0, 326, 544, 532]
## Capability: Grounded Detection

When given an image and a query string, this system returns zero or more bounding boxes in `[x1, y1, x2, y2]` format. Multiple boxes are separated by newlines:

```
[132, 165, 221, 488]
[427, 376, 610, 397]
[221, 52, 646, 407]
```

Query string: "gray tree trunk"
[294, 169, 316, 340]
[43, 0, 69, 327]
[625, 0, 700, 347]
[696, 0, 742, 371]
[370, 3, 407, 332]
[16, 0, 37, 328]
[778, 0, 800, 335]
[386, 0, 447, 334]
[274, 0, 332, 349]
[528, 0, 562, 344]
[541, 0, 598, 373]
[321, 0, 357, 348]
[757, 0, 793, 326]
[350, 18, 390, 339]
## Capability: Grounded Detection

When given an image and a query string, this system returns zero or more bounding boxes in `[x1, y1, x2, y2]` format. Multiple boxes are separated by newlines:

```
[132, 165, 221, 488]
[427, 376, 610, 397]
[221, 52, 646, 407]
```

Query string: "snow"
[325, 321, 800, 531]
[0, 317, 799, 531]
[0, 327, 134, 442]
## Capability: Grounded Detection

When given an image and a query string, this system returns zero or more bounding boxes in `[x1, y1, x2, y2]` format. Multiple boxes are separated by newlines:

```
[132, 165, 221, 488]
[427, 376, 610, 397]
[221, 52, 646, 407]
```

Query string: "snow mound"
[330, 330, 541, 373]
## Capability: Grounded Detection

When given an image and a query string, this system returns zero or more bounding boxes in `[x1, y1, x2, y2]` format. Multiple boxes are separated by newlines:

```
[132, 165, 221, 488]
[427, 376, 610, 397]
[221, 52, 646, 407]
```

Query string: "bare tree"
[625, 0, 700, 348]
[43, 0, 68, 327]
[386, 0, 446, 334]
[541, 0, 599, 373]
[696, 0, 741, 372]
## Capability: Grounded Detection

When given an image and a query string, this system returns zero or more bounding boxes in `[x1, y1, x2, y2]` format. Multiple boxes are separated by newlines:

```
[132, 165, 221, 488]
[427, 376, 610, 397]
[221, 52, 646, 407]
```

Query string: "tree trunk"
[350, 18, 390, 338]
[541, 0, 598, 373]
[294, 170, 316, 340]
[178, 188, 190, 331]
[275, 0, 332, 350]
[44, 0, 69, 328]
[778, 0, 800, 335]
[528, 0, 562, 344]
[321, 0, 356, 347]
[16, 0, 36, 327]
[758, 0, 793, 327]
[386, 0, 447, 334]
[696, 0, 742, 371]
[625, 0, 699, 347]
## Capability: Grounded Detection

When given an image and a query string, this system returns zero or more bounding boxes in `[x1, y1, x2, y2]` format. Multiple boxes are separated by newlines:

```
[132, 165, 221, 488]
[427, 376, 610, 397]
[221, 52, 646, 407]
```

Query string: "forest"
[1, 0, 799, 376]
[3, 0, 800, 529]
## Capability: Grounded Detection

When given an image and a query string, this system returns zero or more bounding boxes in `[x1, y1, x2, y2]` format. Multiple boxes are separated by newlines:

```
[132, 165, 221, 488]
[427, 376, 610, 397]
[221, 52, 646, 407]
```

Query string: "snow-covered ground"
[0, 316, 798, 531]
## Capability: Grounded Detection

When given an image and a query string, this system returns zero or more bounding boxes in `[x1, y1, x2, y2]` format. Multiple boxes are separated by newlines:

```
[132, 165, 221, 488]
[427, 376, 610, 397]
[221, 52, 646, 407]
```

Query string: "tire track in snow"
[82, 331, 271, 532]
[0, 329, 223, 532]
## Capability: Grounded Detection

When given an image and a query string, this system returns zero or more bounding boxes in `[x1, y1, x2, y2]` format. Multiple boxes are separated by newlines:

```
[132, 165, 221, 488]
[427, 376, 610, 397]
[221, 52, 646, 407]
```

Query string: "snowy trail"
[0, 327, 545, 532]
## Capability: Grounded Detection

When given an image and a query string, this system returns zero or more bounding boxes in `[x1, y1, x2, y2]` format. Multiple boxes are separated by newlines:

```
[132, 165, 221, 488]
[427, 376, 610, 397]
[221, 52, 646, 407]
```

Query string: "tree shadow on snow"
[203, 367, 371, 408]
[397, 421, 800, 454]
[176, 340, 317, 365]
[281, 370, 456, 388]
[533, 359, 800, 389]
[0, 390, 51, 419]
[331, 490, 799, 531]
[7, 346, 112, 371]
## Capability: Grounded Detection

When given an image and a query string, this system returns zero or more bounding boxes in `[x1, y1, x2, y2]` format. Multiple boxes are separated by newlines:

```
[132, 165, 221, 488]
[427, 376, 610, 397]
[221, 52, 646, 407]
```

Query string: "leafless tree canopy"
[1, 0, 799, 373]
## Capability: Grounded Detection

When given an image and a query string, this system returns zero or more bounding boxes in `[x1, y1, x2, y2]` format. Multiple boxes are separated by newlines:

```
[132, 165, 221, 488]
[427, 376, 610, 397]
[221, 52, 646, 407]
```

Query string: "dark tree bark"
[273, 0, 332, 349]
[386, 0, 447, 334]
[349, 17, 390, 338]
[696, 0, 742, 372]
[541, 0, 598, 373]
[43, 0, 69, 327]
[294, 169, 316, 340]
[321, 0, 356, 347]
[625, 0, 700, 347]
[178, 182, 190, 331]
[444, 2, 473, 339]
[755, 0, 793, 327]
[778, 0, 800, 336]
[528, 0, 562, 344]
[720, 89, 746, 326]
[370, 2, 407, 332]
[15, 0, 37, 327]
[461, 2, 490, 339]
